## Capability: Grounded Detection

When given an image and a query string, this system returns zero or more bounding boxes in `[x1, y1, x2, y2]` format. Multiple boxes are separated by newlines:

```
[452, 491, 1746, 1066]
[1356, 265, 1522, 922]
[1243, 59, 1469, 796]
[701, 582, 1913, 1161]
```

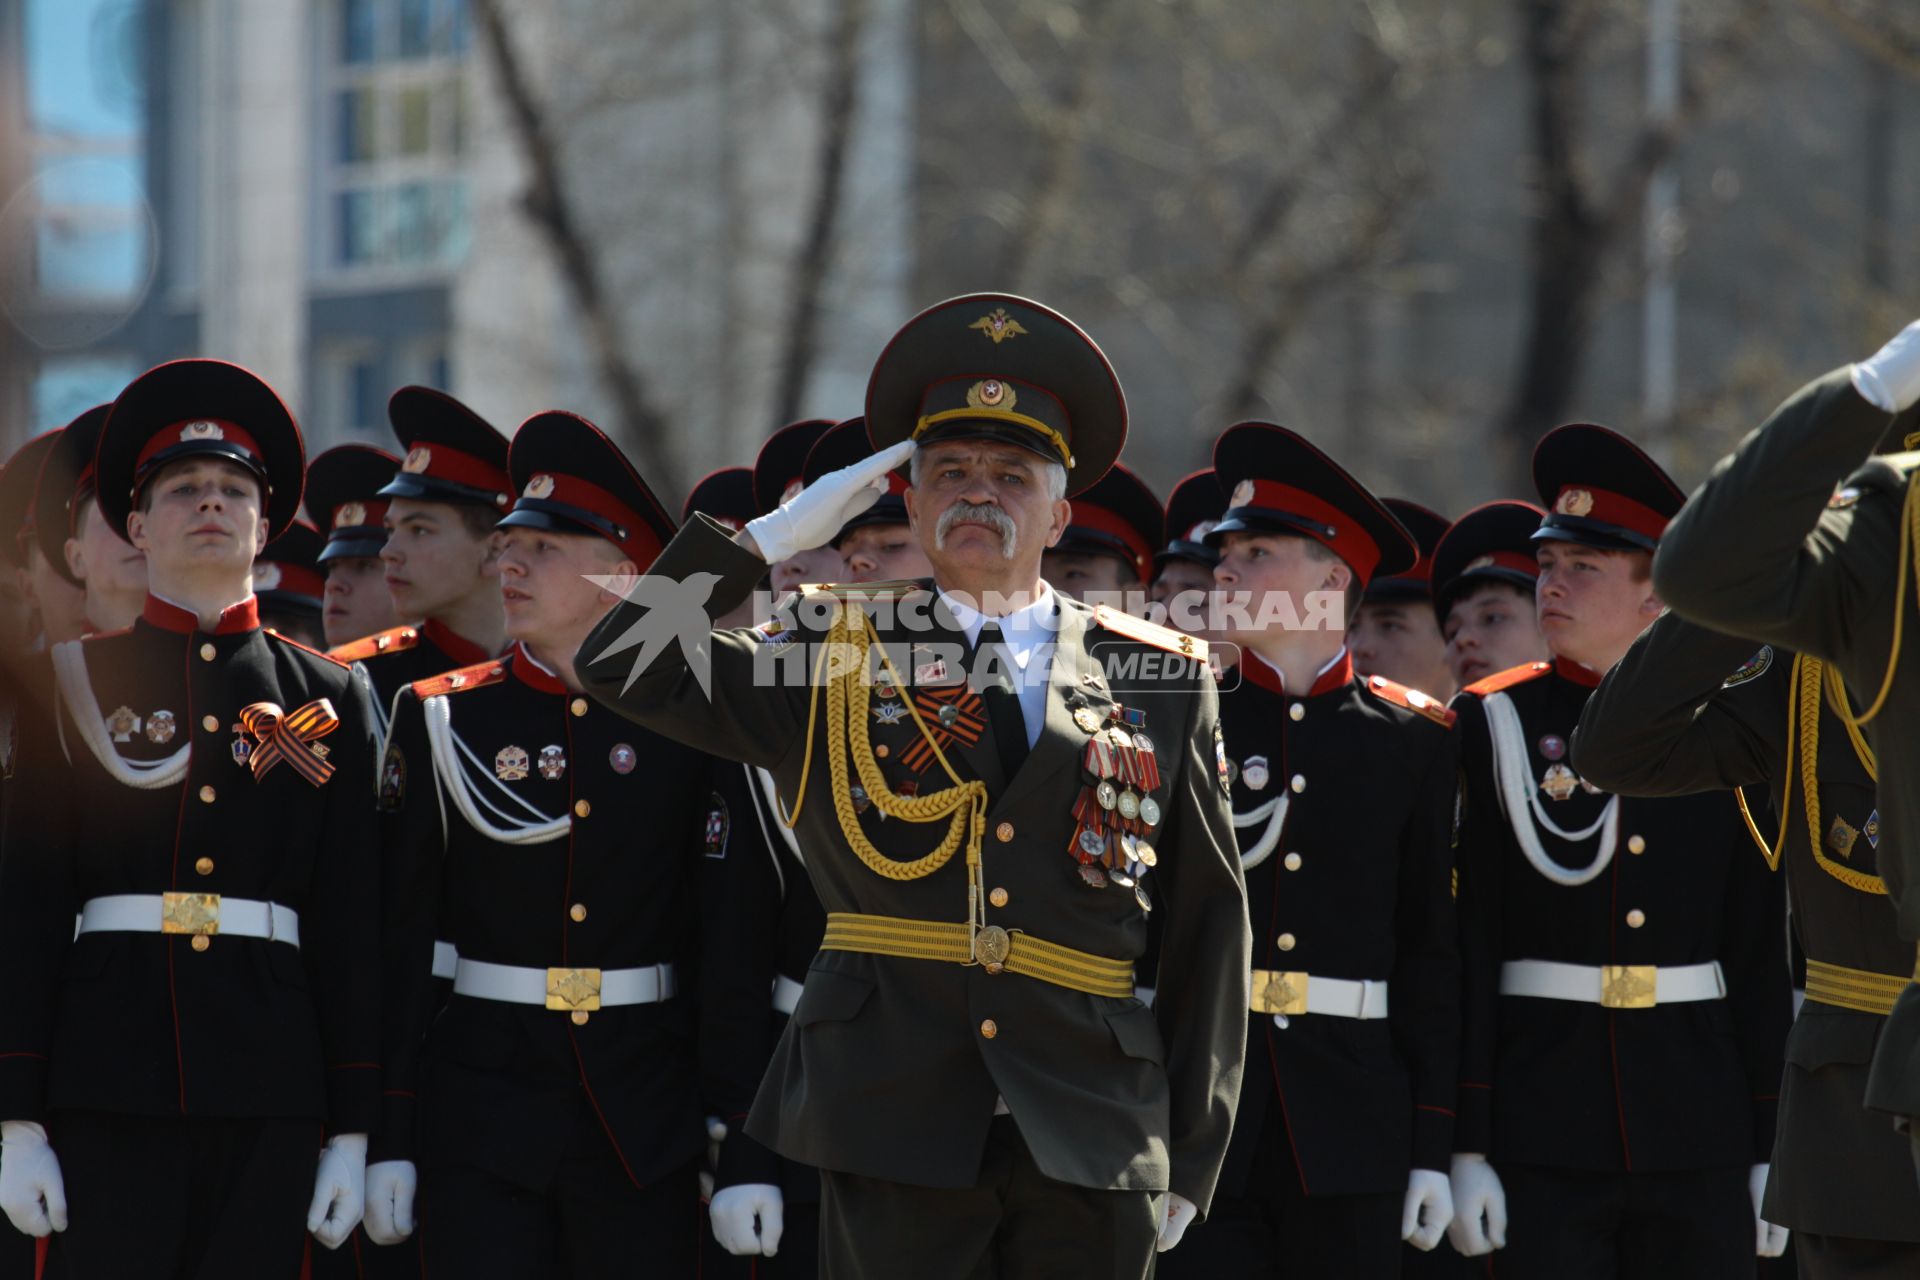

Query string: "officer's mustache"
[934, 501, 1018, 558]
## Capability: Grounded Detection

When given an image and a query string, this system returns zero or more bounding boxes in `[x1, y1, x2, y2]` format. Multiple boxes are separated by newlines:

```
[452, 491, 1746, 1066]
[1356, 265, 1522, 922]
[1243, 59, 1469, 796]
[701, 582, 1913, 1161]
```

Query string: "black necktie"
[977, 622, 1030, 780]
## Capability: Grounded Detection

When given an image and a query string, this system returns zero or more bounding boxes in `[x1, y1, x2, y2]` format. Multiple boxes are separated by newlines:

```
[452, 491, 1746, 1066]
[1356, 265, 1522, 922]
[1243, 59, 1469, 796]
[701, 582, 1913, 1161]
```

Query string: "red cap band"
[1232, 478, 1383, 585]
[135, 418, 266, 477]
[1547, 486, 1668, 543]
[1066, 502, 1153, 582]
[523, 471, 663, 570]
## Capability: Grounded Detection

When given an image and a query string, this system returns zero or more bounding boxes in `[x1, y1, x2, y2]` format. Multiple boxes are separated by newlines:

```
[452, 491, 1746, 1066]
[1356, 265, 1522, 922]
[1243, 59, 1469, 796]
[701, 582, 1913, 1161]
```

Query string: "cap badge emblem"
[1231, 480, 1256, 508]
[335, 501, 366, 528]
[1555, 488, 1595, 517]
[526, 474, 556, 500]
[254, 562, 282, 590]
[968, 308, 1027, 344]
[180, 421, 224, 442]
[966, 379, 1016, 411]
[402, 446, 433, 474]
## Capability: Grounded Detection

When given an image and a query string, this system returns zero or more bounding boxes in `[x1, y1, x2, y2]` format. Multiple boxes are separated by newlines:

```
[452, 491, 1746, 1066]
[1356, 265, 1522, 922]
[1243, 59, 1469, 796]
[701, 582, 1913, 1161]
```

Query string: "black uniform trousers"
[1494, 1163, 1751, 1280]
[308, 1229, 422, 1280]
[44, 1109, 316, 1280]
[419, 1092, 696, 1280]
[815, 1115, 1159, 1280]
[1159, 1105, 1401, 1279]
[1794, 1233, 1920, 1279]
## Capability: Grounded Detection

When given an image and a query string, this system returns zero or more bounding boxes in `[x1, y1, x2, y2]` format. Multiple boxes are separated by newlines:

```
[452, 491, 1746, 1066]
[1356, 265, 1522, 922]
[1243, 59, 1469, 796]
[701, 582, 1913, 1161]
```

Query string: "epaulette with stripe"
[265, 628, 349, 668]
[800, 579, 931, 603]
[1091, 604, 1208, 661]
[1364, 673, 1456, 727]
[1463, 661, 1553, 697]
[327, 625, 421, 663]
[410, 659, 508, 700]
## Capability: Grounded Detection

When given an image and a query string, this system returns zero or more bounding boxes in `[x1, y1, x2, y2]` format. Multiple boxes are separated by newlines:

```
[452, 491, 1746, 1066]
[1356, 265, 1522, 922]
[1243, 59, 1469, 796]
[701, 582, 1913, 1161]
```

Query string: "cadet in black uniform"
[306, 444, 401, 650]
[0, 432, 68, 650]
[1445, 424, 1791, 1278]
[805, 416, 931, 584]
[254, 519, 327, 649]
[1431, 500, 1549, 693]
[375, 410, 707, 1277]
[1148, 470, 1221, 618]
[13, 431, 88, 646]
[0, 359, 383, 1276]
[1159, 424, 1462, 1279]
[33, 404, 146, 634]
[1041, 460, 1161, 611]
[1352, 498, 1455, 703]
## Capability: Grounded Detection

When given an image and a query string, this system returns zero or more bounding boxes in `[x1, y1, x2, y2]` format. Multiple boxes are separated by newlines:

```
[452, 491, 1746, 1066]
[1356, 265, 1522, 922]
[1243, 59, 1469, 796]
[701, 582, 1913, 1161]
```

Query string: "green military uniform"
[576, 293, 1250, 1279]
[1575, 611, 1920, 1276]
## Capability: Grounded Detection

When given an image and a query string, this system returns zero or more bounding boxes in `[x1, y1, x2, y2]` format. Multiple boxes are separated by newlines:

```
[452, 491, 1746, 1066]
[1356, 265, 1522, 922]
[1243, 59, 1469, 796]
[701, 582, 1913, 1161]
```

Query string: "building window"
[318, 0, 470, 281]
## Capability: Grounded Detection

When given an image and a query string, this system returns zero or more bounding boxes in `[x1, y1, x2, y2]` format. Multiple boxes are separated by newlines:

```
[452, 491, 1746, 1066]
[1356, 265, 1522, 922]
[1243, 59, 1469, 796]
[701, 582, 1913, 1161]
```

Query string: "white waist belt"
[1251, 970, 1390, 1020]
[1500, 959, 1725, 1008]
[77, 894, 299, 947]
[772, 974, 805, 1016]
[452, 958, 677, 1009]
[432, 940, 458, 981]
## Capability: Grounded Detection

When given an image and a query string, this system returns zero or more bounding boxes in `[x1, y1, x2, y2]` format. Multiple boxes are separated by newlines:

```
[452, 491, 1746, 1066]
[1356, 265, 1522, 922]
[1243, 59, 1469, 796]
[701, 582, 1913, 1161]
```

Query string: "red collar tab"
[142, 592, 260, 636]
[422, 618, 495, 668]
[1554, 655, 1602, 687]
[1240, 648, 1352, 699]
[509, 643, 567, 694]
[1229, 478, 1383, 585]
[399, 442, 511, 506]
[515, 471, 664, 570]
[1546, 486, 1669, 544]
[134, 419, 265, 478]
[1065, 502, 1153, 583]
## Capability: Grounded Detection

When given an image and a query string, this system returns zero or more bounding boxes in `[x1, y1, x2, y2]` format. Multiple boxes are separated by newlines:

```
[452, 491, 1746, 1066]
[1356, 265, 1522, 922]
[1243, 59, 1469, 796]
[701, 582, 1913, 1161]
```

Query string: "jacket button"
[1290, 774, 1307, 794]
[199, 643, 216, 662]
[190, 935, 211, 952]
[570, 903, 587, 922]
[875, 744, 890, 759]
[1627, 835, 1646, 854]
[1277, 932, 1297, 951]
[1626, 909, 1646, 929]
[996, 822, 1014, 843]
[570, 698, 588, 717]
[201, 714, 219, 733]
[989, 887, 1009, 908]
[1288, 703, 1304, 722]
[1283, 852, 1302, 872]
[979, 1019, 998, 1039]
[574, 799, 591, 818]
[571, 1010, 590, 1026]
[198, 785, 216, 804]
[195, 857, 214, 876]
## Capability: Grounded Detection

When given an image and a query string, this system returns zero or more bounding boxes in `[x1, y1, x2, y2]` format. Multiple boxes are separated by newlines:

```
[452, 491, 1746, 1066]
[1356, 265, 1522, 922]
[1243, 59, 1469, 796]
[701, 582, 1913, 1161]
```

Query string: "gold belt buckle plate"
[1251, 970, 1308, 1017]
[974, 925, 1012, 973]
[1600, 965, 1658, 1009]
[160, 892, 221, 936]
[545, 967, 603, 1013]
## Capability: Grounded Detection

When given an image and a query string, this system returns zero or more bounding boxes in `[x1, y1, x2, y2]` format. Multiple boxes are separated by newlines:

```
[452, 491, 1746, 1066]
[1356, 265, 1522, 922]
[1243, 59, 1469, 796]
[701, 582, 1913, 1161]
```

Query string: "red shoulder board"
[1365, 673, 1457, 727]
[410, 659, 508, 700]
[1091, 604, 1208, 661]
[327, 625, 421, 663]
[264, 629, 349, 668]
[1463, 661, 1553, 697]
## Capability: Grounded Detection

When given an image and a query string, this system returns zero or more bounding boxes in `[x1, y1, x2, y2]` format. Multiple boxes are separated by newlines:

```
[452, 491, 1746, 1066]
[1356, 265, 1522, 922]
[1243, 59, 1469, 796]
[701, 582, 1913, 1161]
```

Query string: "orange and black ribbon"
[238, 698, 339, 787]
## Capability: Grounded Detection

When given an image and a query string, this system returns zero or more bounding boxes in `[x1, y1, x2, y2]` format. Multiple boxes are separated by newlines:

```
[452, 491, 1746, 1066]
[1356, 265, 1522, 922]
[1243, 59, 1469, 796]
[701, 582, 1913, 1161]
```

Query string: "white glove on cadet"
[1401, 1167, 1454, 1251]
[1750, 1162, 1789, 1258]
[0, 1120, 66, 1237]
[1155, 1191, 1197, 1253]
[1852, 318, 1920, 414]
[307, 1132, 368, 1250]
[744, 440, 915, 564]
[362, 1159, 417, 1246]
[1446, 1153, 1507, 1256]
[710, 1182, 784, 1257]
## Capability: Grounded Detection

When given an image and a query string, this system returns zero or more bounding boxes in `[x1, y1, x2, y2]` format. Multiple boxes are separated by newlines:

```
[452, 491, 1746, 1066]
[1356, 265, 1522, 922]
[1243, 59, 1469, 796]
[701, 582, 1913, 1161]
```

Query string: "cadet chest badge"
[704, 793, 730, 857]
[231, 726, 252, 766]
[144, 710, 177, 744]
[1721, 646, 1772, 689]
[1866, 809, 1881, 849]
[1540, 762, 1579, 801]
[1242, 755, 1270, 792]
[1536, 734, 1566, 761]
[609, 743, 637, 774]
[106, 705, 141, 743]
[495, 745, 530, 781]
[379, 742, 406, 811]
[537, 745, 567, 781]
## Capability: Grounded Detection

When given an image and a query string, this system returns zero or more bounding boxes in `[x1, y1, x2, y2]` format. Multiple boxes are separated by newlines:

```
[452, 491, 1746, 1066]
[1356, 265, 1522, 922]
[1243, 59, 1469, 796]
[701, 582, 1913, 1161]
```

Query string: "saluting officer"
[373, 410, 708, 1276]
[1649, 319, 1920, 1179]
[1430, 501, 1550, 693]
[1445, 425, 1791, 1277]
[1158, 425, 1461, 1278]
[577, 293, 1250, 1278]
[305, 443, 402, 650]
[1575, 604, 1920, 1278]
[0, 359, 382, 1275]
[328, 387, 513, 737]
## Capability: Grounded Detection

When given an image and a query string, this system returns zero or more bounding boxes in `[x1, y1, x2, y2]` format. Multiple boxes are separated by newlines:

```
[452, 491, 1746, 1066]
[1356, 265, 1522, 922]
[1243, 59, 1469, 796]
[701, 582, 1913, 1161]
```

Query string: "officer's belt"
[452, 958, 678, 1011]
[772, 973, 805, 1016]
[1500, 958, 1725, 1009]
[78, 894, 299, 946]
[432, 940, 457, 981]
[1805, 958, 1908, 1016]
[1249, 970, 1389, 1019]
[820, 913, 1135, 999]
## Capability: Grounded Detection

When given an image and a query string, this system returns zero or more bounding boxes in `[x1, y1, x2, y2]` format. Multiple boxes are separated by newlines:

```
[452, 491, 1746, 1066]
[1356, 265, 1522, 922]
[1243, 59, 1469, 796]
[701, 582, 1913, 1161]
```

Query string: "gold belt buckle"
[160, 892, 220, 936]
[1250, 970, 1308, 1017]
[974, 925, 1012, 974]
[546, 967, 603, 1013]
[1600, 965, 1658, 1009]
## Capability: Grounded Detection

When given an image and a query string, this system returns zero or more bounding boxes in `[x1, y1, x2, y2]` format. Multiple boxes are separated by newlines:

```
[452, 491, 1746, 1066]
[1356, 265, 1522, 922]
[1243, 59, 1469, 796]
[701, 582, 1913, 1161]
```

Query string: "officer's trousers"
[1794, 1232, 1920, 1279]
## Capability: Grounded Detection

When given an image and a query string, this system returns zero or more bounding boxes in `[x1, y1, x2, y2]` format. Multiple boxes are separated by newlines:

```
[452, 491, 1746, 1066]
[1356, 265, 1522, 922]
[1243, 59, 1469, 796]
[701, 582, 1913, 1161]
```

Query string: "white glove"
[1852, 318, 1920, 413]
[709, 1182, 784, 1257]
[0, 1121, 66, 1237]
[1750, 1162, 1789, 1258]
[744, 440, 915, 563]
[1446, 1153, 1507, 1256]
[306, 1132, 368, 1250]
[362, 1159, 416, 1246]
[1401, 1167, 1454, 1251]
[1155, 1191, 1197, 1253]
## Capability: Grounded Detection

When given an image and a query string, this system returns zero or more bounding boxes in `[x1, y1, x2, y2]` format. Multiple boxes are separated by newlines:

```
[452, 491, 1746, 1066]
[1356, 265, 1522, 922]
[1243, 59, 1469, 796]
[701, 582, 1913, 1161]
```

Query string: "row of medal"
[489, 743, 642, 780]
[1535, 733, 1601, 802]
[1067, 704, 1163, 900]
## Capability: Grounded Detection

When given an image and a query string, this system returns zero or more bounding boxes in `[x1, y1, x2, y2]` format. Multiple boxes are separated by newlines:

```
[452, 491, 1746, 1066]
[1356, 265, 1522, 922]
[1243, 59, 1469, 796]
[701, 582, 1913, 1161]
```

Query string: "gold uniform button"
[570, 903, 587, 922]
[1288, 703, 1304, 722]
[1627, 835, 1647, 855]
[1290, 774, 1307, 794]
[996, 822, 1015, 843]
[1277, 932, 1297, 952]
[194, 857, 214, 876]
[1626, 909, 1646, 929]
[198, 785, 216, 804]
[979, 1019, 998, 1040]
[1283, 852, 1302, 872]
[199, 643, 216, 661]
[989, 887, 1009, 908]
[574, 799, 592, 818]
[571, 1010, 590, 1026]
[201, 714, 220, 733]
[570, 698, 588, 717]
[875, 744, 890, 759]
[190, 935, 211, 952]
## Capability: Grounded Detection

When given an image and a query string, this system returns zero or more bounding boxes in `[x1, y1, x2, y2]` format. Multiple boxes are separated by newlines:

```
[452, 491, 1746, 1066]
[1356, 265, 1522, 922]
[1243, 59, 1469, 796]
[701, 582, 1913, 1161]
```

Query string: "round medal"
[1073, 706, 1101, 734]
[1537, 734, 1566, 761]
[1117, 789, 1141, 821]
[609, 744, 637, 774]
[1109, 866, 1136, 888]
[1243, 756, 1271, 791]
[1133, 839, 1158, 867]
[1138, 796, 1162, 827]
[1078, 828, 1108, 858]
[1133, 731, 1152, 752]
[1096, 780, 1118, 810]
[939, 704, 959, 727]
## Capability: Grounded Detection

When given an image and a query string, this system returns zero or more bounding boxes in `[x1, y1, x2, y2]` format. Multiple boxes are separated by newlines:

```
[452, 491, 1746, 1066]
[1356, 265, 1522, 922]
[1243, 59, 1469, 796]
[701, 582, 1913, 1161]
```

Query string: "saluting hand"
[0, 1121, 66, 1237]
[742, 440, 916, 564]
